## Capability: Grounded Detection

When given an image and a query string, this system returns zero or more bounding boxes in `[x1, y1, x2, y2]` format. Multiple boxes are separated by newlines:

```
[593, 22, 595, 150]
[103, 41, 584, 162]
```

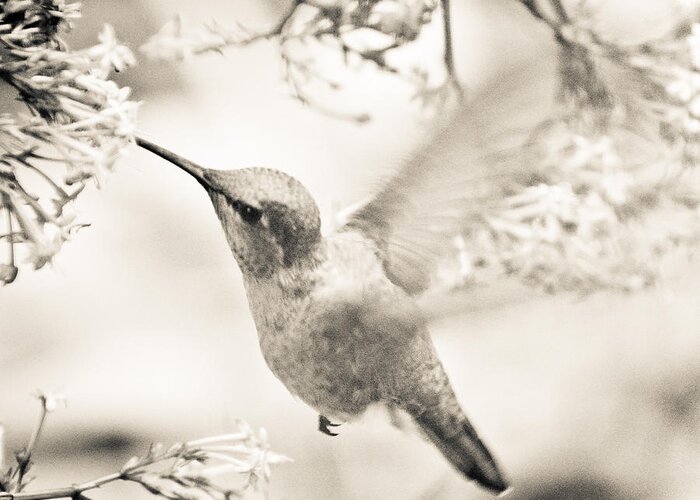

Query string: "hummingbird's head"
[199, 167, 322, 278]
[137, 138, 322, 277]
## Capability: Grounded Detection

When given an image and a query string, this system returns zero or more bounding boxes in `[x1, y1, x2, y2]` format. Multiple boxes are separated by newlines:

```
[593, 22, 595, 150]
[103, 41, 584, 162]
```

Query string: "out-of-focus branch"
[142, 1, 459, 121]
[257, 0, 302, 41]
[140, 1, 301, 59]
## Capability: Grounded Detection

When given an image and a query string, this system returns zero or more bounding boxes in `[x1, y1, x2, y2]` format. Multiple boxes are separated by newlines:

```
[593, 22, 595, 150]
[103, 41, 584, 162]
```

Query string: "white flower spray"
[141, 0, 452, 122]
[0, 395, 289, 498]
[0, 0, 137, 284]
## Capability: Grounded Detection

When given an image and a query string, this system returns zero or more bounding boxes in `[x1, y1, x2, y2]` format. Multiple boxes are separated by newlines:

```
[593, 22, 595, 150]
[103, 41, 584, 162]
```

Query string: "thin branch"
[0, 471, 124, 500]
[441, 0, 464, 100]
[278, 34, 373, 122]
[219, 0, 300, 47]
[12, 397, 50, 492]
[0, 444, 186, 500]
[265, 0, 302, 39]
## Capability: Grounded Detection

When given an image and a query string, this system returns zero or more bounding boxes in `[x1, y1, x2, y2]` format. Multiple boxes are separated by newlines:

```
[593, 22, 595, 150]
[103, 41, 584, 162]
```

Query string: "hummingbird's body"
[248, 229, 421, 420]
[136, 136, 512, 494]
[245, 228, 506, 492]
[247, 229, 391, 421]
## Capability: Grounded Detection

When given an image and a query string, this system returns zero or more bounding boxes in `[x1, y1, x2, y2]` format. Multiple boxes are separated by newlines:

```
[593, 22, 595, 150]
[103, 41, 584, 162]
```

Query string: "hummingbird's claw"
[318, 415, 341, 436]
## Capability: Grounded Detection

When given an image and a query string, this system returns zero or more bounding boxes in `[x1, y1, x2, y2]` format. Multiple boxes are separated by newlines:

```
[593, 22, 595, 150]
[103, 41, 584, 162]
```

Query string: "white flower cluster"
[477, 136, 652, 292]
[1, 396, 289, 499]
[447, 4, 700, 293]
[122, 423, 291, 500]
[0, 1, 137, 284]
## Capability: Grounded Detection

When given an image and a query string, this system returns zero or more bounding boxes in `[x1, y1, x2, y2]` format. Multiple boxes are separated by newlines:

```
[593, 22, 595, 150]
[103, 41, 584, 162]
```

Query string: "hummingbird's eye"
[237, 202, 262, 225]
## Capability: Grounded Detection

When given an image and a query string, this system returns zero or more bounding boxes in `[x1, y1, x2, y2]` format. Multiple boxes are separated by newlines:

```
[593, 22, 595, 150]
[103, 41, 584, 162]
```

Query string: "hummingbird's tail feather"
[413, 409, 509, 494]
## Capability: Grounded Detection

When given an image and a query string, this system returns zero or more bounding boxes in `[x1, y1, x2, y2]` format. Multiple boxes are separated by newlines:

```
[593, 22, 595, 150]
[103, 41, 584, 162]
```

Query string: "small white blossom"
[116, 424, 289, 500]
[37, 391, 67, 412]
[88, 24, 137, 73]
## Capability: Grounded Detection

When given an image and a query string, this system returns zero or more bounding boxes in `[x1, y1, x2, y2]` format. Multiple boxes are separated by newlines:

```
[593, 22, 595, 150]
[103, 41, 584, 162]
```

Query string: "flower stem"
[441, 0, 464, 100]
[0, 472, 124, 500]
[12, 398, 49, 492]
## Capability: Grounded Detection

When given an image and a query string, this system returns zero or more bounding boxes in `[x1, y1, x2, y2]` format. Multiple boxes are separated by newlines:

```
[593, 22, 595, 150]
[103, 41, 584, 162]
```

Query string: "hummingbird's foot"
[318, 415, 341, 437]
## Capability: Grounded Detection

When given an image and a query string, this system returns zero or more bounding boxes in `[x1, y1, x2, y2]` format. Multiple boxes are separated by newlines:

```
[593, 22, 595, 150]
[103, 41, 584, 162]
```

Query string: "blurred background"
[1, 1, 699, 499]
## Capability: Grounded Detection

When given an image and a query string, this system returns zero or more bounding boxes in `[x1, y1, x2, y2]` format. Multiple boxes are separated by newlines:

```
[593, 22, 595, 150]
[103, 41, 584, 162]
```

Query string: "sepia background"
[1, 1, 698, 499]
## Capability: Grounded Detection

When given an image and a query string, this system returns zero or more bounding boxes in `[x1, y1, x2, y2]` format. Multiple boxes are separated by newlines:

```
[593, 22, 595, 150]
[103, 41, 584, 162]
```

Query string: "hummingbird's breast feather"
[246, 230, 428, 421]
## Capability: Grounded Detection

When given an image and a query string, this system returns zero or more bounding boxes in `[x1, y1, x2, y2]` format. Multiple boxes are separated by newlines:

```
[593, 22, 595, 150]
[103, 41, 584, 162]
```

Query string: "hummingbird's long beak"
[135, 136, 210, 189]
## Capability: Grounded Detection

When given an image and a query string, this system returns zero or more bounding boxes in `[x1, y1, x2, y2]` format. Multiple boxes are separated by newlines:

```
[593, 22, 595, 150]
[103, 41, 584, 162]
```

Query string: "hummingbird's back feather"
[343, 62, 555, 294]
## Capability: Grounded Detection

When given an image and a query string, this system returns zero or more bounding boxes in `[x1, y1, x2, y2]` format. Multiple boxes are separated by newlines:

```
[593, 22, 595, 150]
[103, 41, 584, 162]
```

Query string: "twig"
[211, 0, 301, 50]
[263, 0, 302, 40]
[278, 32, 373, 122]
[12, 396, 51, 492]
[441, 0, 464, 100]
[0, 471, 124, 500]
[0, 443, 186, 500]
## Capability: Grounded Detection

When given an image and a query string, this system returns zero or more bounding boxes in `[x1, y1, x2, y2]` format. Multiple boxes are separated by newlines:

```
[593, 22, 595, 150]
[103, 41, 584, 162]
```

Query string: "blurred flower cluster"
[446, 0, 700, 292]
[142, 0, 450, 122]
[0, 394, 289, 499]
[0, 0, 137, 285]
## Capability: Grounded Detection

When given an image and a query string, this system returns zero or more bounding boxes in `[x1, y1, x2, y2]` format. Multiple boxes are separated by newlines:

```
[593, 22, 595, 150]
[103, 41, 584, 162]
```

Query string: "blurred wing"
[343, 64, 555, 294]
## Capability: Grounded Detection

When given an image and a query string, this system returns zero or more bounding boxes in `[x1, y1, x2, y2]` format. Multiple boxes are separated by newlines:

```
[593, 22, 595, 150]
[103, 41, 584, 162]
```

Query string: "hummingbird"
[135, 100, 529, 493]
